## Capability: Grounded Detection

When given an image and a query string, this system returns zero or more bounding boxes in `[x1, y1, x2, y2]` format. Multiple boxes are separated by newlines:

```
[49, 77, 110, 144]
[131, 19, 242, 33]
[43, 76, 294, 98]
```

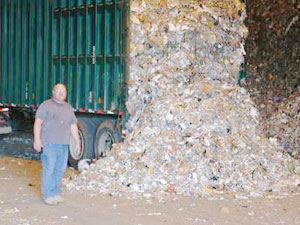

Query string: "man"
[33, 84, 80, 205]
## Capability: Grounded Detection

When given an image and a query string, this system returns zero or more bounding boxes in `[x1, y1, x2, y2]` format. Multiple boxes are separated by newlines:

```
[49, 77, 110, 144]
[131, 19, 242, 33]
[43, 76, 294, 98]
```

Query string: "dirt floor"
[1, 156, 300, 225]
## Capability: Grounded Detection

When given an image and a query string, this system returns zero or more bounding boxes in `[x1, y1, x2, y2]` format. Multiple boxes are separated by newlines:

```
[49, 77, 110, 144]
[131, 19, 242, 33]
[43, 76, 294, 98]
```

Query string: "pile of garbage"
[243, 0, 300, 112]
[64, 0, 300, 199]
[126, 0, 248, 118]
[262, 88, 300, 157]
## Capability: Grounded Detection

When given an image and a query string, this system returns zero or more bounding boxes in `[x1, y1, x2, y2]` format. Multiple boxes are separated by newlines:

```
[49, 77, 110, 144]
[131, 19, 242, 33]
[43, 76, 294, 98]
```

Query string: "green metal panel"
[15, 0, 22, 105]
[94, 0, 101, 110]
[50, 0, 55, 88]
[28, 0, 35, 106]
[58, 0, 63, 83]
[104, 1, 111, 111]
[113, 1, 120, 110]
[61, 2, 66, 85]
[0, 0, 128, 114]
[68, 0, 76, 106]
[84, 0, 90, 109]
[53, 0, 59, 86]
[21, 0, 28, 105]
[76, 0, 84, 109]
[0, 1, 8, 104]
[8, 1, 14, 103]
[120, 0, 129, 115]
[43, 0, 50, 100]
[66, 0, 72, 105]
[35, 0, 43, 104]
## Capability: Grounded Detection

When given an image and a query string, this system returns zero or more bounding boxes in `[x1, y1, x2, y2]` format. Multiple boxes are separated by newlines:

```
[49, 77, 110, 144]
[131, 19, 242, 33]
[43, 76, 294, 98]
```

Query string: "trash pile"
[262, 88, 300, 157]
[126, 0, 248, 118]
[243, 0, 300, 113]
[64, 0, 300, 199]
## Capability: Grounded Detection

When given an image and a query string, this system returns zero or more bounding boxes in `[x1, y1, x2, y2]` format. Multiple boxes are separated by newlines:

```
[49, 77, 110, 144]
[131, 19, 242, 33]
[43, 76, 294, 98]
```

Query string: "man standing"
[33, 84, 80, 205]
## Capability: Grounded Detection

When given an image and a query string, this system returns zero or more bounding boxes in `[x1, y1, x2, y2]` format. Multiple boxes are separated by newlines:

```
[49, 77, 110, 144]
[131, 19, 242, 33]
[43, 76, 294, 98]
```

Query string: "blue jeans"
[41, 144, 69, 200]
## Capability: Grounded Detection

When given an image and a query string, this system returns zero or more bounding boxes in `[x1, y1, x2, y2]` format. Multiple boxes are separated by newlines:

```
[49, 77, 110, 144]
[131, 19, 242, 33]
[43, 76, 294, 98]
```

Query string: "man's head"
[52, 84, 67, 102]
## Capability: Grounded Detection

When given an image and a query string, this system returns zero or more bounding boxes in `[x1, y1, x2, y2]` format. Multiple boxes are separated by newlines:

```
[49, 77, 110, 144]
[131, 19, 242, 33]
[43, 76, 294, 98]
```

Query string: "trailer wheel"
[94, 120, 121, 158]
[68, 118, 92, 168]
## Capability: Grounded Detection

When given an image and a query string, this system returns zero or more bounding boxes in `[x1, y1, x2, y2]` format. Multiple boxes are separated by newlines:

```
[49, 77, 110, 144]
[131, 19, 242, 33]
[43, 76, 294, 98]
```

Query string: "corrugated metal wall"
[0, 0, 128, 112]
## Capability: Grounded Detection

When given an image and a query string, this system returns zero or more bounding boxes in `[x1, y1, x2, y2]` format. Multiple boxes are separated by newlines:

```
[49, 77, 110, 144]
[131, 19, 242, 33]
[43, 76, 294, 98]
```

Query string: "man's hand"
[33, 118, 43, 152]
[33, 139, 43, 152]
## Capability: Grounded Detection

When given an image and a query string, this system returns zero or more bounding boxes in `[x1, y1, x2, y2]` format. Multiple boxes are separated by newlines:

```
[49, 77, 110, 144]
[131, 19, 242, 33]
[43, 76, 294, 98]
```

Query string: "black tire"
[93, 120, 121, 158]
[68, 118, 93, 168]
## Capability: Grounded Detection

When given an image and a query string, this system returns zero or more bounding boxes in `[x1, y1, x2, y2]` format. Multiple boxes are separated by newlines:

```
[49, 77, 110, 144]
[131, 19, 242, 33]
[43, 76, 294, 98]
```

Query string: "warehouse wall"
[244, 0, 300, 113]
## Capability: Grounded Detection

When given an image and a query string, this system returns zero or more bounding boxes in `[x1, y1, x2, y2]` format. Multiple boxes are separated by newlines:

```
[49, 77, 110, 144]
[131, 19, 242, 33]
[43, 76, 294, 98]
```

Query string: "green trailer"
[0, 0, 129, 167]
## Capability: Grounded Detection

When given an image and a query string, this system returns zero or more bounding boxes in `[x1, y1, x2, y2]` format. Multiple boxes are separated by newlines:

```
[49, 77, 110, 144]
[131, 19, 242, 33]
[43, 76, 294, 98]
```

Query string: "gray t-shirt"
[36, 98, 77, 145]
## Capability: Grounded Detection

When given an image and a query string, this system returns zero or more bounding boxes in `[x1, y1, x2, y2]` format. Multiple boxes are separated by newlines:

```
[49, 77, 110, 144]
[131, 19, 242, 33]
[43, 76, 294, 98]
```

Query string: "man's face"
[52, 85, 67, 102]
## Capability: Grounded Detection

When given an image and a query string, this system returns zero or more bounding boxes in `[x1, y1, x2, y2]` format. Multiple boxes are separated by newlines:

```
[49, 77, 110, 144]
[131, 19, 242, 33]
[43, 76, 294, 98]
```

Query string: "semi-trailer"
[0, 0, 129, 167]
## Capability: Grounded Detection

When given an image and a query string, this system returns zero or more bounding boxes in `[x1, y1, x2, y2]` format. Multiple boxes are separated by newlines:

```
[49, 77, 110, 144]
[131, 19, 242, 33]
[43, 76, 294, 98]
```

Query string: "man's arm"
[33, 118, 43, 152]
[70, 123, 81, 154]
